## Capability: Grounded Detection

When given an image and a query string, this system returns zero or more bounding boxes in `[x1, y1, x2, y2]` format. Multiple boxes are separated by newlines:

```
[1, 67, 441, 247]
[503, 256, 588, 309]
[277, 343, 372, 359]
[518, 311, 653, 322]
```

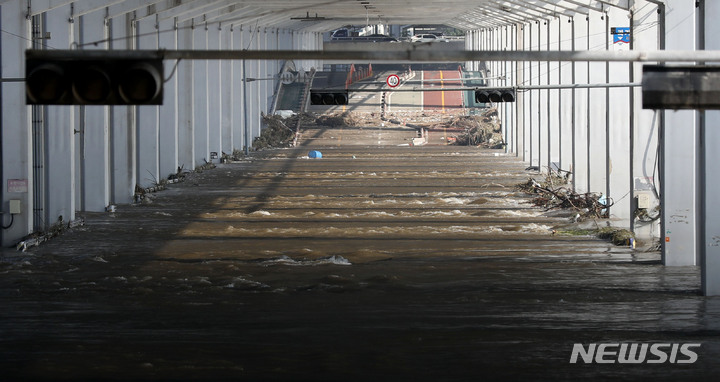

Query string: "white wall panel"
[135, 18, 160, 189]
[221, 25, 233, 155]
[587, 10, 607, 195]
[559, 17, 574, 172]
[631, 1, 661, 240]
[176, 20, 195, 172]
[572, 16, 589, 194]
[158, 18, 178, 180]
[606, 6, 632, 224]
[43, 6, 76, 226]
[110, 14, 135, 205]
[207, 23, 222, 163]
[79, 11, 110, 211]
[192, 24, 209, 167]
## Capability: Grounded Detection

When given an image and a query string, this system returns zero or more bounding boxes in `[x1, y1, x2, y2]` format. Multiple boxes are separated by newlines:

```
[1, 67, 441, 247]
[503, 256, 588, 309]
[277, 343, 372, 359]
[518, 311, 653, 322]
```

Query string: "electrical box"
[9, 200, 21, 214]
[637, 193, 651, 209]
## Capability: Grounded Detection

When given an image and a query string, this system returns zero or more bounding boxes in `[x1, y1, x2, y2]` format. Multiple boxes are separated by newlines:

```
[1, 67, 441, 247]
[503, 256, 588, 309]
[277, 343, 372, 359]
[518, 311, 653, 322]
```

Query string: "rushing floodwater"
[1, 140, 719, 381]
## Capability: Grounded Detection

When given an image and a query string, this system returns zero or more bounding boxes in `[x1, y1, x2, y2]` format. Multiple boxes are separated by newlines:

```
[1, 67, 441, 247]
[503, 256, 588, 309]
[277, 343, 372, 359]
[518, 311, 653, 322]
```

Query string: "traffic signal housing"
[25, 50, 164, 105]
[475, 88, 516, 103]
[642, 65, 720, 110]
[309, 89, 349, 105]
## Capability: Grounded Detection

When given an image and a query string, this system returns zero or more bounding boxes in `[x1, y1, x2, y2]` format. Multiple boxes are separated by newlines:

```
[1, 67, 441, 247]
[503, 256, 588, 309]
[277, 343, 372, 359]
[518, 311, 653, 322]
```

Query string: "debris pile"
[314, 112, 360, 128]
[452, 109, 503, 148]
[597, 227, 636, 246]
[254, 114, 298, 150]
[517, 167, 611, 218]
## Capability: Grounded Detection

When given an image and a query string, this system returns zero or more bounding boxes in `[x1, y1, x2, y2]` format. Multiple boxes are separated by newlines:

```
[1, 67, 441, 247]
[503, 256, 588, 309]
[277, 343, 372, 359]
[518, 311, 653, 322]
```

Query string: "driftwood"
[517, 167, 612, 218]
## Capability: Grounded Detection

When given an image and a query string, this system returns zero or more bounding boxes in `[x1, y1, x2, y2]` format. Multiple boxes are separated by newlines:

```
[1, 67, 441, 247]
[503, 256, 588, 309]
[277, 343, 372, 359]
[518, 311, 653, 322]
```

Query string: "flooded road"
[2, 131, 719, 381]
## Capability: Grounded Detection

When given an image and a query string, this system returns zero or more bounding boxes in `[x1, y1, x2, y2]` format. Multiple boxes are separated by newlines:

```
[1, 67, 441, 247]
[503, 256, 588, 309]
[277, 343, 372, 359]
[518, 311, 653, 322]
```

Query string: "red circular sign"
[386, 74, 400, 88]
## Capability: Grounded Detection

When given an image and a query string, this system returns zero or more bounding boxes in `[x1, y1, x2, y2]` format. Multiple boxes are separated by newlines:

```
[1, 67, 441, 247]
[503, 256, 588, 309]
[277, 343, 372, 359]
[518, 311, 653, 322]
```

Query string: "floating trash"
[308, 150, 323, 159]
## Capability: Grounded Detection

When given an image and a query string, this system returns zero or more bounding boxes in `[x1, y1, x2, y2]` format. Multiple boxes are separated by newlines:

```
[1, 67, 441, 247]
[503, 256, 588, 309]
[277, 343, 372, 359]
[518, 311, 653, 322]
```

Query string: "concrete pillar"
[662, 0, 697, 266]
[135, 18, 160, 189]
[176, 20, 194, 172]
[606, 6, 632, 225]
[109, 14, 135, 204]
[207, 22, 221, 163]
[193, 23, 209, 167]
[79, 11, 110, 211]
[1, 0, 33, 246]
[587, 10, 608, 194]
[572, 15, 589, 194]
[43, 6, 76, 227]
[158, 18, 178, 180]
[701, 0, 720, 295]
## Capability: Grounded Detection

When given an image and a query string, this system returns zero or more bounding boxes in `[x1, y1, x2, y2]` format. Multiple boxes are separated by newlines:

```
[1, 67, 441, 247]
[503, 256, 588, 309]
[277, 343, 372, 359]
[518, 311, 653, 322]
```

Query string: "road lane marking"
[440, 70, 446, 113]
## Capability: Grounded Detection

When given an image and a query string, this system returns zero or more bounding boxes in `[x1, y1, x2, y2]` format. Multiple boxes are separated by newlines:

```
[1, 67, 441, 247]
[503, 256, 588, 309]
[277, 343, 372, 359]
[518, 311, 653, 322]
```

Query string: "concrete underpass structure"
[1, 0, 720, 295]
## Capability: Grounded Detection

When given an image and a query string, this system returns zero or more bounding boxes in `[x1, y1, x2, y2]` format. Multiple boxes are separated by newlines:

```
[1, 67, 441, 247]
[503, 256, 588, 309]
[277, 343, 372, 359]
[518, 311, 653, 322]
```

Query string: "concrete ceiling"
[28, 0, 631, 32]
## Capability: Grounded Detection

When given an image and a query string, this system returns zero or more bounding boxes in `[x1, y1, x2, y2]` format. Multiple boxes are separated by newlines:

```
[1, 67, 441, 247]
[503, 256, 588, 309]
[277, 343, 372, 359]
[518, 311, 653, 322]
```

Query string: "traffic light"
[475, 88, 515, 103]
[309, 90, 349, 105]
[642, 65, 720, 110]
[25, 50, 164, 105]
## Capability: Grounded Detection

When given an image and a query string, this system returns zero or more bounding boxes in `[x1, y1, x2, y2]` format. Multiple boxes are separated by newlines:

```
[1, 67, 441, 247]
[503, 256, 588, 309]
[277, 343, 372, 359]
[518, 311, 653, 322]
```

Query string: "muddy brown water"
[1, 137, 719, 381]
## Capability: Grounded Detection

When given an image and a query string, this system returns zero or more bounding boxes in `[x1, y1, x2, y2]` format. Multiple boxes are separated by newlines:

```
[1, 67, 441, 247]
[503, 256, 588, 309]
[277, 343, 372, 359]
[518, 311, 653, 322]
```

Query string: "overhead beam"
[559, 0, 603, 12]
[534, 0, 590, 16]
[197, 5, 258, 23]
[107, 0, 164, 19]
[27, 48, 720, 63]
[487, 0, 556, 21]
[596, 0, 630, 10]
[74, 0, 126, 17]
[472, 6, 527, 24]
[154, 0, 236, 21]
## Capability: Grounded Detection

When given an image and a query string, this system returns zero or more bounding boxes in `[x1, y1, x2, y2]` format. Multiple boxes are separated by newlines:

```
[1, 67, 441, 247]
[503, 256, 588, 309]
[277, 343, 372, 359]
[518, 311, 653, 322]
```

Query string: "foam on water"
[438, 197, 469, 205]
[224, 276, 270, 290]
[261, 255, 352, 267]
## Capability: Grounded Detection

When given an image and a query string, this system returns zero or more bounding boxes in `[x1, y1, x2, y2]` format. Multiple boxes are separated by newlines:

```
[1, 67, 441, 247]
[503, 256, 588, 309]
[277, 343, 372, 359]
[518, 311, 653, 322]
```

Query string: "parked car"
[411, 34, 449, 43]
[366, 34, 400, 42]
[331, 29, 350, 39]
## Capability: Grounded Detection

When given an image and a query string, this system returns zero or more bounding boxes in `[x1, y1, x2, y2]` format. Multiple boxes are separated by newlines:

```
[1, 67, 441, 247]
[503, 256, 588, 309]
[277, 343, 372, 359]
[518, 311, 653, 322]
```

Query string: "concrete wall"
[0, 0, 322, 246]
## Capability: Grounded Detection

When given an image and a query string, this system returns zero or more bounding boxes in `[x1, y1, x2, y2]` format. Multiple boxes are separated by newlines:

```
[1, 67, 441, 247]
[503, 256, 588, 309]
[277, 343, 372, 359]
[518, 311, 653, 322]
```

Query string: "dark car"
[366, 34, 400, 42]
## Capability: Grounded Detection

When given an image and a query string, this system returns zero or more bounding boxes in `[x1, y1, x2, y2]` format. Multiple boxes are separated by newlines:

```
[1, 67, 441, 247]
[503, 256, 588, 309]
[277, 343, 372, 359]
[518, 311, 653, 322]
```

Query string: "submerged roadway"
[1, 125, 719, 381]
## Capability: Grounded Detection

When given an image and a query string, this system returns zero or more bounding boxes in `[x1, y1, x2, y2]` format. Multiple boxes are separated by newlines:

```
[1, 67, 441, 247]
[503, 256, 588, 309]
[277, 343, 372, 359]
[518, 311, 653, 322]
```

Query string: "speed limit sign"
[386, 74, 400, 88]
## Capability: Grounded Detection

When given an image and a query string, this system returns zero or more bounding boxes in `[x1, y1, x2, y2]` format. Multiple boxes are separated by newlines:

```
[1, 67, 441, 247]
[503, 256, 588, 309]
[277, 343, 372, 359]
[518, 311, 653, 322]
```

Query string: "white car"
[411, 34, 449, 43]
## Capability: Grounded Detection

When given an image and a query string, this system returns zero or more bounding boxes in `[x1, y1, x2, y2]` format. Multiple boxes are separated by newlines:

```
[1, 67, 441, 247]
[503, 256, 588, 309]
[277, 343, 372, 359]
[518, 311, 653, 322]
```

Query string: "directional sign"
[612, 27, 630, 51]
[386, 74, 400, 88]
